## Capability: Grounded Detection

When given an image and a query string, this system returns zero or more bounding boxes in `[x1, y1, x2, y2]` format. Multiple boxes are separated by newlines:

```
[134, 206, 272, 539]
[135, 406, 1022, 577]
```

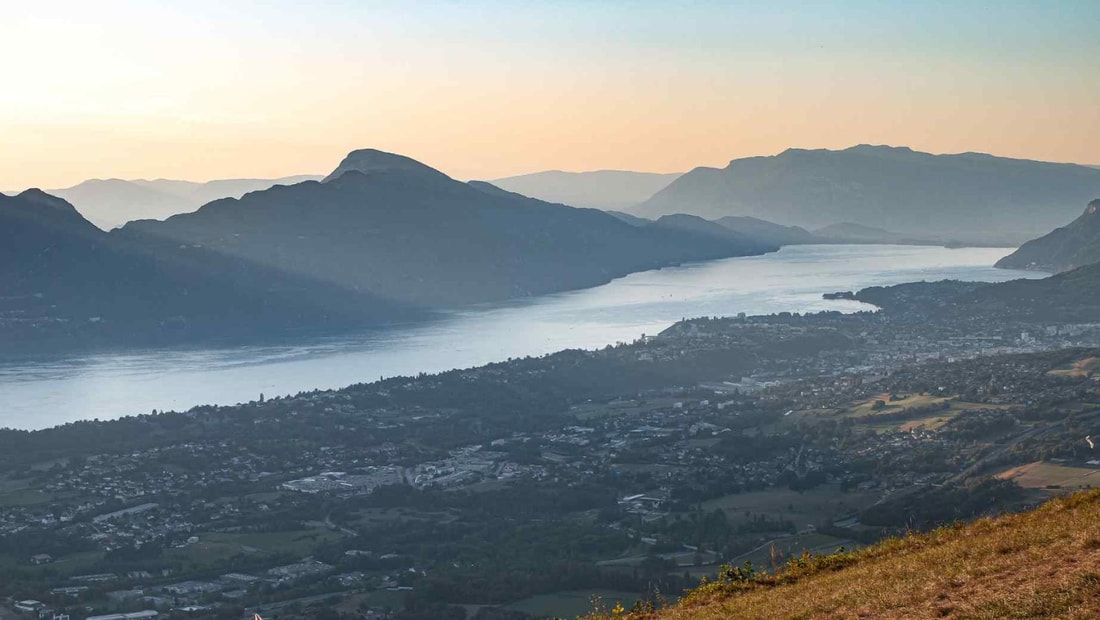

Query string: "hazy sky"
[4, 0, 1099, 188]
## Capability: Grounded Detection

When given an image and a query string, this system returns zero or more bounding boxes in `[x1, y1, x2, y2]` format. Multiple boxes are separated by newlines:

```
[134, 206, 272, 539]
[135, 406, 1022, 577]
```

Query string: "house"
[14, 602, 44, 613]
[29, 554, 52, 565]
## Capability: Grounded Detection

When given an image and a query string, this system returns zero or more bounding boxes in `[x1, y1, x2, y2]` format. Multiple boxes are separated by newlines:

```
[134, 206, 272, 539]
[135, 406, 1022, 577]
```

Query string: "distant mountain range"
[996, 200, 1100, 273]
[12, 175, 321, 230]
[632, 145, 1100, 245]
[2, 150, 787, 354]
[489, 170, 682, 211]
[120, 149, 774, 309]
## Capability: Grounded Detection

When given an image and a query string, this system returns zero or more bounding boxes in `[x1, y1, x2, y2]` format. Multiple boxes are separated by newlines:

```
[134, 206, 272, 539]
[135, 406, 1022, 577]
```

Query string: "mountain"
[323, 149, 445, 183]
[649, 214, 760, 244]
[714, 216, 817, 246]
[606, 211, 652, 227]
[46, 179, 195, 230]
[634, 145, 1100, 245]
[812, 222, 942, 245]
[489, 170, 682, 210]
[995, 199, 1100, 272]
[632, 491, 1100, 620]
[36, 175, 321, 230]
[0, 189, 406, 353]
[121, 149, 776, 308]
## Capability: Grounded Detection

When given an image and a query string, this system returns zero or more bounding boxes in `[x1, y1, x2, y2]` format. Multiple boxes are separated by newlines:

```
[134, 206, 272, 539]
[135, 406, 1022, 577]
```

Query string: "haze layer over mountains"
[33, 175, 322, 230]
[8, 142, 1100, 356]
[634, 145, 1100, 245]
[490, 170, 682, 211]
[26, 145, 1100, 250]
[1, 149, 775, 353]
[121, 149, 773, 307]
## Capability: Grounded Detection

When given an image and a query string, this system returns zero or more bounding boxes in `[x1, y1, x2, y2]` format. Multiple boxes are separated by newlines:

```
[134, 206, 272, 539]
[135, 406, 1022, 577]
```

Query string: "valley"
[2, 272, 1099, 618]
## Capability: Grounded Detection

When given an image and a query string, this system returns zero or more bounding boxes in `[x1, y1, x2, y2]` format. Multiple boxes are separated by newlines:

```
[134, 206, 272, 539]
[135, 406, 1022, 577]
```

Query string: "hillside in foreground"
[613, 490, 1100, 620]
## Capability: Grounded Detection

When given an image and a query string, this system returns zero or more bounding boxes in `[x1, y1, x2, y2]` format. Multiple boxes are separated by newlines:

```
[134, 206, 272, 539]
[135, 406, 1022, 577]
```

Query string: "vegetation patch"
[507, 589, 640, 618]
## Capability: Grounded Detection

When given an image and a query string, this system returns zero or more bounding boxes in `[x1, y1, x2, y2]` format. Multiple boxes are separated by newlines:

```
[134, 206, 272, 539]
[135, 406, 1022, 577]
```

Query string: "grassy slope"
[619, 491, 1100, 619]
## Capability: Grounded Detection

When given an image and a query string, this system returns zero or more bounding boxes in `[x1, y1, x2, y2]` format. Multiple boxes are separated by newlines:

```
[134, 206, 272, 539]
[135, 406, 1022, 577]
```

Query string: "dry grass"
[1047, 356, 1100, 379]
[847, 392, 952, 418]
[996, 461, 1100, 490]
[897, 415, 955, 432]
[601, 490, 1100, 620]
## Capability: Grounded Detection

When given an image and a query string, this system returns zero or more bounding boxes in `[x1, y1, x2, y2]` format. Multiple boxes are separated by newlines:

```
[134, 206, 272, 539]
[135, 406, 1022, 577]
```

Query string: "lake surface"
[0, 244, 1042, 430]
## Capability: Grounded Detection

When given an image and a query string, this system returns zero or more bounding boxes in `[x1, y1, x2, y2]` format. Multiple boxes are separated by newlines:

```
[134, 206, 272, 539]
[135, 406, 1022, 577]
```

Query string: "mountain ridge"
[120, 149, 777, 308]
[14, 174, 324, 230]
[996, 199, 1100, 272]
[634, 145, 1100, 245]
[0, 190, 410, 354]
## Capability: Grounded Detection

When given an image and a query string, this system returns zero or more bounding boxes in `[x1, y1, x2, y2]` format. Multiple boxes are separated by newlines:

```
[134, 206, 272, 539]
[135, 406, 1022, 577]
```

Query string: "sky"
[3, 0, 1099, 189]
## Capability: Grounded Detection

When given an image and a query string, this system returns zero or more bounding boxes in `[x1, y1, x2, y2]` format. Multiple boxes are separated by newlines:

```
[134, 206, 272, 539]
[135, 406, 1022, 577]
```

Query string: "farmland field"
[790, 392, 1023, 434]
[1048, 356, 1100, 379]
[995, 461, 1100, 489]
[700, 485, 879, 528]
[168, 527, 344, 568]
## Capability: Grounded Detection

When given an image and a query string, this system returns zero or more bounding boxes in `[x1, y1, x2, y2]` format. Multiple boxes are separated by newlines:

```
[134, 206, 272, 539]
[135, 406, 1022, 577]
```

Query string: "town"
[2, 295, 1100, 620]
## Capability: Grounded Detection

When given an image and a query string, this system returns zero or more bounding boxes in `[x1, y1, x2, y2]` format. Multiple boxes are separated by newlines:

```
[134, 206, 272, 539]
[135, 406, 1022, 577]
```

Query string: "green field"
[350, 506, 460, 528]
[334, 589, 407, 613]
[168, 527, 343, 567]
[598, 549, 719, 569]
[0, 550, 107, 578]
[505, 589, 641, 618]
[700, 485, 878, 529]
[0, 474, 53, 507]
[0, 486, 51, 507]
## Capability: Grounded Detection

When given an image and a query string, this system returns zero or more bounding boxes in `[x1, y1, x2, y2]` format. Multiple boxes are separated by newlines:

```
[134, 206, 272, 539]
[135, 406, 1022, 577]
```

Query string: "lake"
[0, 244, 1042, 430]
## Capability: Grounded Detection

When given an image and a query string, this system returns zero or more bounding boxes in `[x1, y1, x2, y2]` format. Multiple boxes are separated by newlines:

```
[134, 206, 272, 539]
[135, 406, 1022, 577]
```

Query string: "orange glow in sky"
[3, 1, 1099, 188]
